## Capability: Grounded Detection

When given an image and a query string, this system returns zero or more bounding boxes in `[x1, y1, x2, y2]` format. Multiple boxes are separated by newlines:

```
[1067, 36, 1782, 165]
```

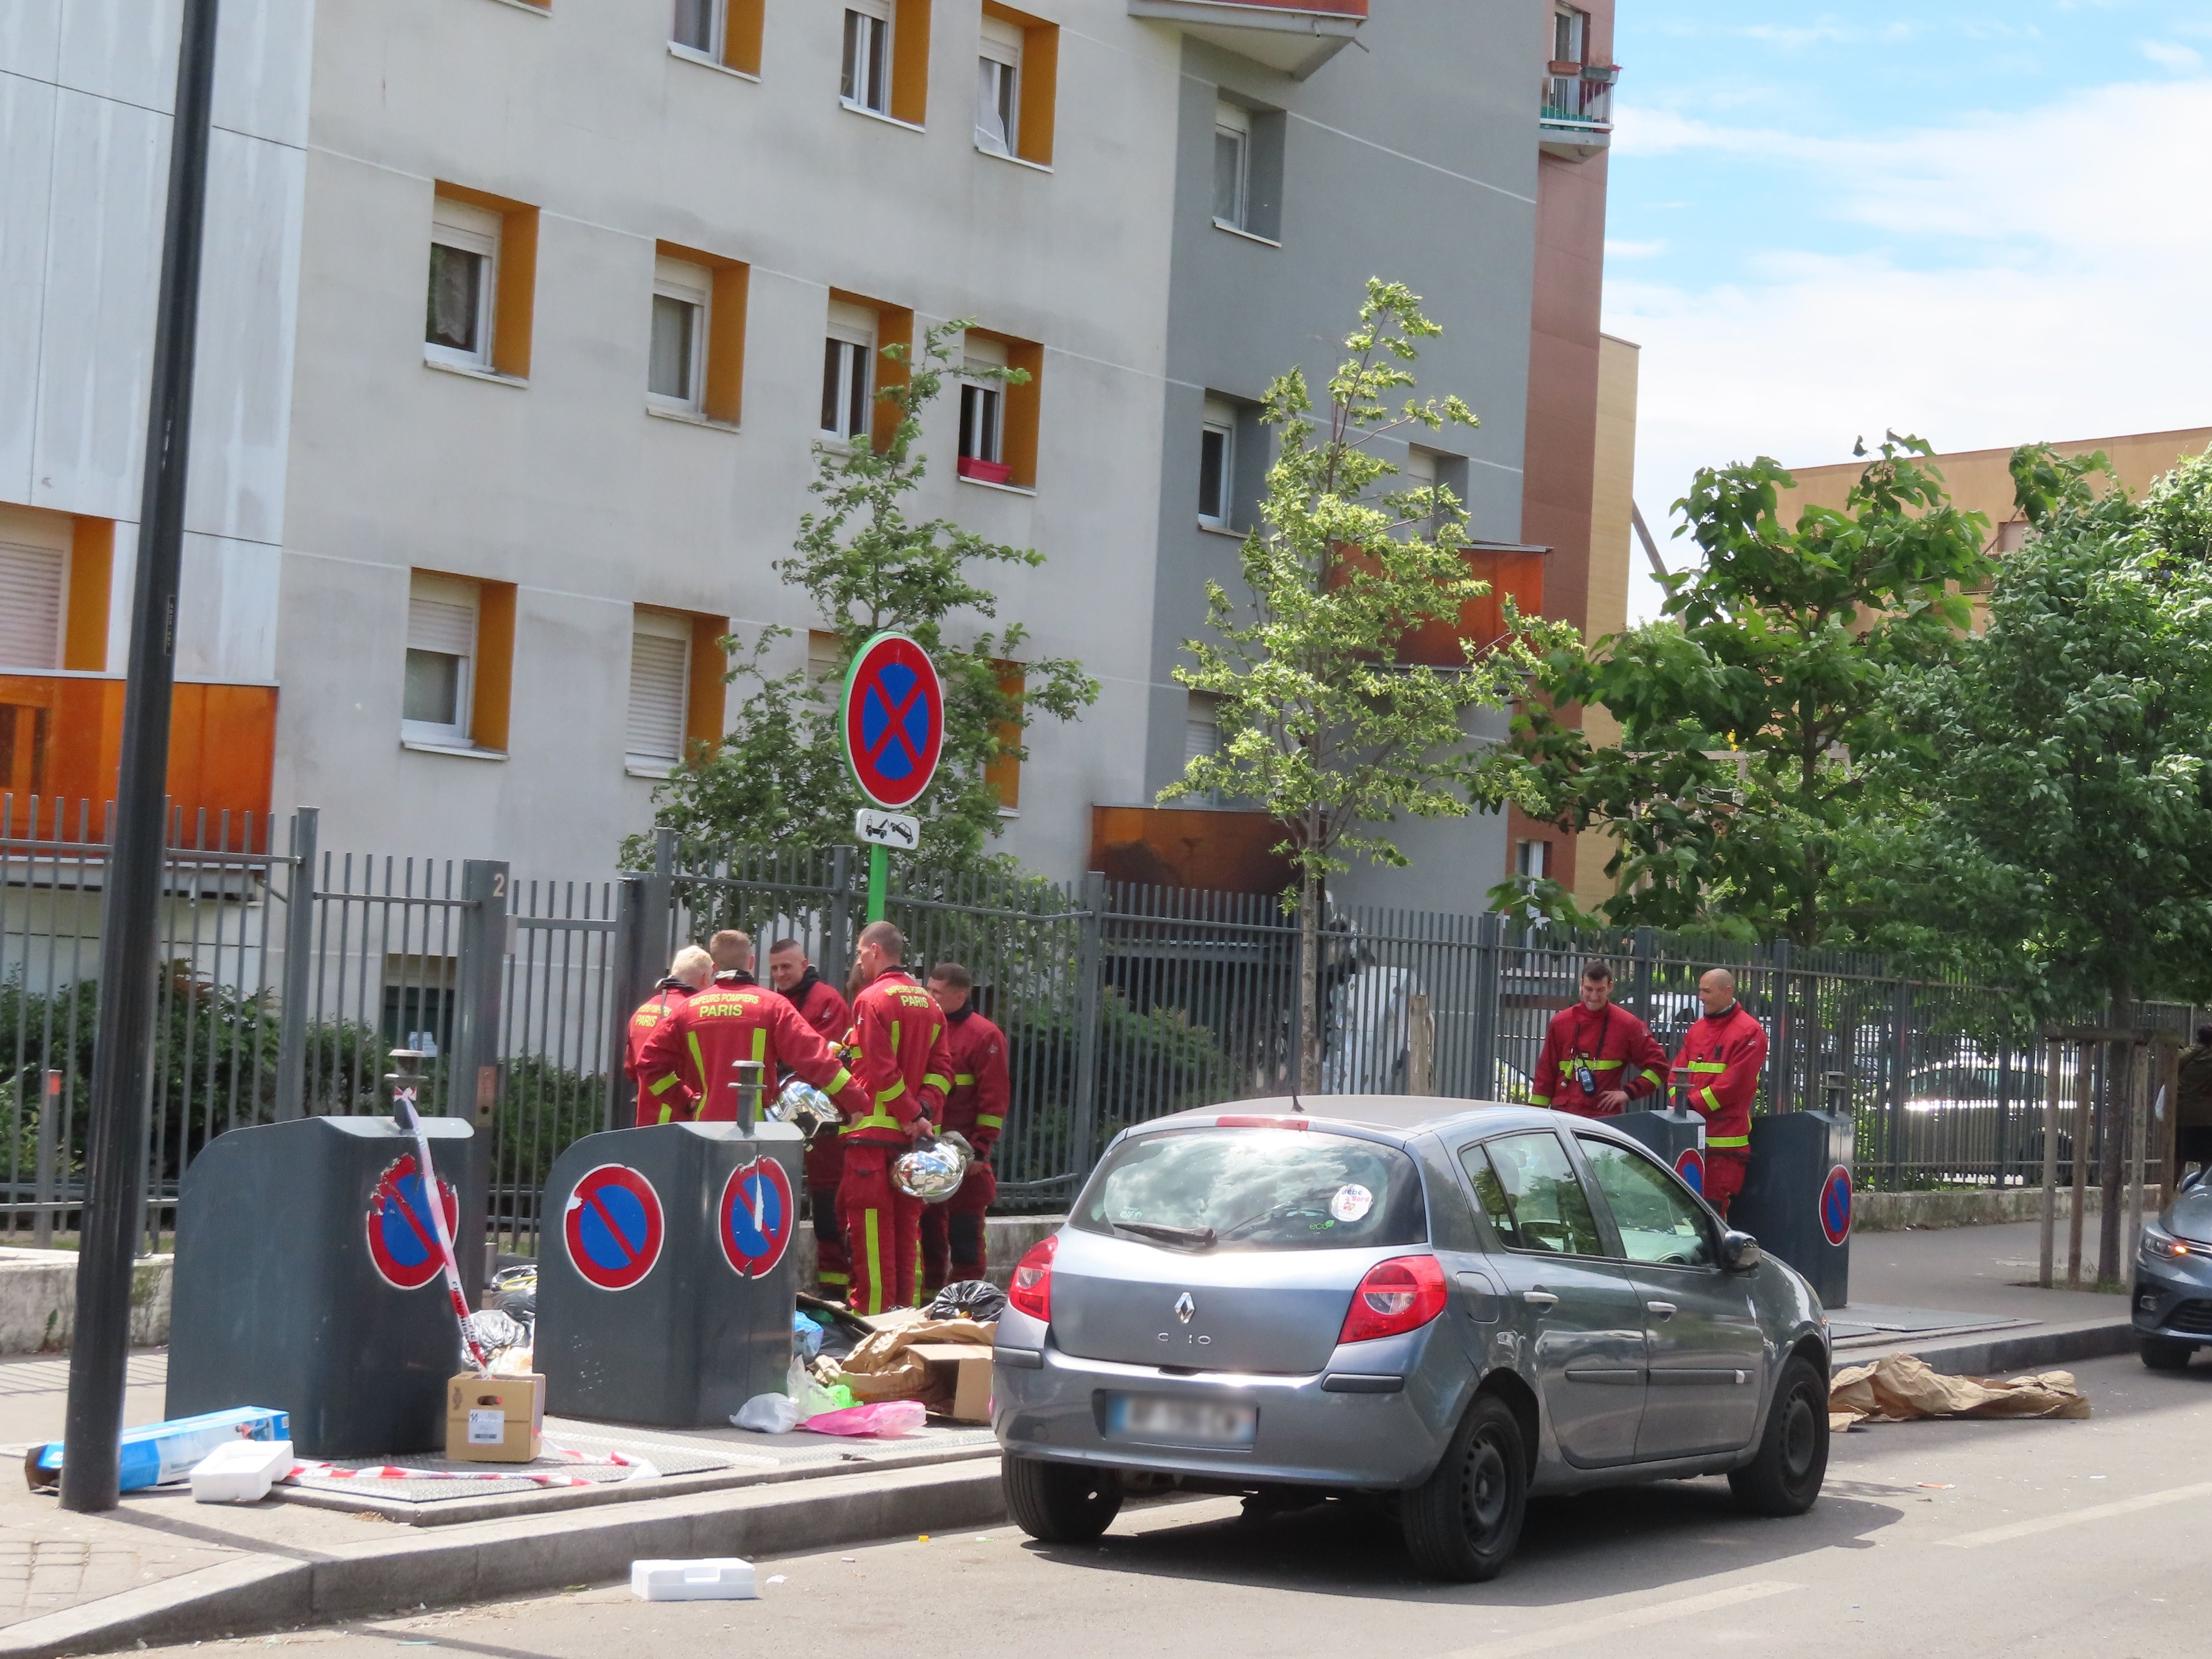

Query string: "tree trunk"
[1299, 864, 1321, 1096]
[2098, 982, 2130, 1286]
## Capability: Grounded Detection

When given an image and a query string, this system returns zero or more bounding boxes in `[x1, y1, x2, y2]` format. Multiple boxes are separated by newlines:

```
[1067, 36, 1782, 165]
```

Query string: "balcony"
[1397, 543, 1548, 667]
[1540, 63, 1616, 160]
[1127, 0, 1365, 79]
[0, 675, 279, 840]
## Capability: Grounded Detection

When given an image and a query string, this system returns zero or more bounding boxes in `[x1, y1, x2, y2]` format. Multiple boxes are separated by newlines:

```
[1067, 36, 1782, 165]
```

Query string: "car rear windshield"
[1073, 1127, 1427, 1251]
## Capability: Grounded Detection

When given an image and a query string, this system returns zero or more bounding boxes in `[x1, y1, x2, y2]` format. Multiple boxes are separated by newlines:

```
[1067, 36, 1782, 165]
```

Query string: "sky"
[1603, 0, 2212, 621]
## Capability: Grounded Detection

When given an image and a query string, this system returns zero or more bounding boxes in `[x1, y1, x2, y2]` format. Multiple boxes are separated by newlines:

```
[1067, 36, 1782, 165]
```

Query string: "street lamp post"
[60, 0, 223, 1513]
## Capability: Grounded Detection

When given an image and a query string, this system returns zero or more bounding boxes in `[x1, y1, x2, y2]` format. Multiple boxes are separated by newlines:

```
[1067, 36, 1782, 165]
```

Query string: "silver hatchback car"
[991, 1097, 1831, 1580]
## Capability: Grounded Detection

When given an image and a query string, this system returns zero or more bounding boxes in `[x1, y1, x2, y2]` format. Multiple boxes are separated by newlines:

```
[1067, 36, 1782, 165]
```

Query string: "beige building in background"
[1568, 331, 1637, 917]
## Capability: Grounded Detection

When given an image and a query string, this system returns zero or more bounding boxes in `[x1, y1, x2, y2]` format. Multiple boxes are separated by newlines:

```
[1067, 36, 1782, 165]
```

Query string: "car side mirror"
[1719, 1231, 1762, 1272]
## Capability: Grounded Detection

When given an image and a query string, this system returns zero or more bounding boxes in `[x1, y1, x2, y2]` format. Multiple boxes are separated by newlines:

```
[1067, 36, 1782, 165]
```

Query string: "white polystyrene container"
[629, 1558, 759, 1601]
[189, 1438, 295, 1503]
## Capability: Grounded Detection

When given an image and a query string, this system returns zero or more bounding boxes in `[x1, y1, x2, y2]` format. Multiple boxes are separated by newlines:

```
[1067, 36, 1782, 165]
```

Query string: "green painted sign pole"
[868, 842, 888, 923]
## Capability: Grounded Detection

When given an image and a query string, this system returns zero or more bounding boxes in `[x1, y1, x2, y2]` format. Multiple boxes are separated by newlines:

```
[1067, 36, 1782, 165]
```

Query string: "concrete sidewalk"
[0, 1219, 2146, 1659]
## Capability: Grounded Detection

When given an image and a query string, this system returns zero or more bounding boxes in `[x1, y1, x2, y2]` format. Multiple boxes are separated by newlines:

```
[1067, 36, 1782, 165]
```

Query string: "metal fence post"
[829, 844, 853, 976]
[448, 859, 508, 1301]
[33, 1072, 59, 1249]
[1630, 926, 1654, 1026]
[1067, 871, 1107, 1184]
[1886, 977, 1909, 1190]
[646, 828, 676, 956]
[272, 806, 318, 1121]
[1770, 937, 1792, 1113]
[608, 875, 652, 1132]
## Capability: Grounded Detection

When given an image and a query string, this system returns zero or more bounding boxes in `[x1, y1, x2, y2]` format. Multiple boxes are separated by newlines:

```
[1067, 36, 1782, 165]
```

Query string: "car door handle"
[1646, 1301, 1677, 1319]
[1522, 1291, 1559, 1308]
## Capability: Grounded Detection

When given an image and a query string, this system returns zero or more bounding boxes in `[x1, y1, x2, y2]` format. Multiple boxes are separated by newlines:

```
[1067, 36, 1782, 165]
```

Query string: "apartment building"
[2, 0, 1625, 907]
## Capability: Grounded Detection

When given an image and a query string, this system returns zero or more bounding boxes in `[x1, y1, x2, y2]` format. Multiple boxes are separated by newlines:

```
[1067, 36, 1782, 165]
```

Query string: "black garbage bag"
[929, 1279, 1008, 1323]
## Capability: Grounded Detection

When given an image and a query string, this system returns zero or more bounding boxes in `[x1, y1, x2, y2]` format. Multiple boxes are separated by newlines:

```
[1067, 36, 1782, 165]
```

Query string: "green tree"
[642, 321, 1098, 870]
[1479, 434, 1991, 945]
[1161, 280, 1555, 1091]
[1858, 444, 2212, 1019]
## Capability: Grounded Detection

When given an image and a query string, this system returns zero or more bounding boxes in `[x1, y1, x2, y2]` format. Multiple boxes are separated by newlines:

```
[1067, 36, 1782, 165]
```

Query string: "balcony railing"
[1540, 63, 1616, 158]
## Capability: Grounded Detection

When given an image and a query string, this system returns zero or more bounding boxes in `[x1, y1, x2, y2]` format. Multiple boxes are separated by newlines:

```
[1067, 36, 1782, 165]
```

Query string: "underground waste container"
[1729, 1110, 1853, 1307]
[1612, 1108, 1710, 1198]
[537, 1119, 806, 1427]
[166, 1115, 483, 1457]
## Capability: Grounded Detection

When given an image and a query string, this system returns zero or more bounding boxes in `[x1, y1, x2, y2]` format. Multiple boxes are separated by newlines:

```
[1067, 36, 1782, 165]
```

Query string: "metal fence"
[3, 799, 2198, 1255]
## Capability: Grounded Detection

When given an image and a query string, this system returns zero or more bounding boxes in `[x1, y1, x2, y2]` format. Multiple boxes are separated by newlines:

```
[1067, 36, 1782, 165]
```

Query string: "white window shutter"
[0, 542, 66, 670]
[627, 630, 690, 765]
[407, 597, 477, 658]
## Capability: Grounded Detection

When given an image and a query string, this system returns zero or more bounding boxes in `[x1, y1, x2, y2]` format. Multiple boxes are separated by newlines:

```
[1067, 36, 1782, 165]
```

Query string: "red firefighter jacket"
[1669, 1002, 1769, 1151]
[1529, 1000, 1670, 1117]
[625, 980, 697, 1126]
[841, 968, 953, 1148]
[940, 1007, 1010, 1152]
[783, 970, 852, 1048]
[637, 978, 863, 1123]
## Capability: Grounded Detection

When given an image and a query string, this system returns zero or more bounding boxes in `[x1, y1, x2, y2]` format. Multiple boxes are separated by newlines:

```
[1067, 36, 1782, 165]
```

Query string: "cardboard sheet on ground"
[834, 1317, 995, 1416]
[1828, 1353, 2091, 1432]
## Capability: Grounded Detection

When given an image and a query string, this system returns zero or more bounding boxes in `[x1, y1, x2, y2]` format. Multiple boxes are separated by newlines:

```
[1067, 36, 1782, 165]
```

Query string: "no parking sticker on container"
[1819, 1163, 1853, 1247]
[720, 1157, 795, 1278]
[1674, 1147, 1706, 1196]
[365, 1154, 459, 1290]
[564, 1164, 665, 1291]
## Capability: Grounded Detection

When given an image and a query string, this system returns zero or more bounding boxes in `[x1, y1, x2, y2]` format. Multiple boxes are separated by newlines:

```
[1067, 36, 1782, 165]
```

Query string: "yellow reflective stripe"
[1708, 1135, 1750, 1148]
[1529, 1093, 1552, 1106]
[863, 1210, 884, 1315]
[688, 1031, 705, 1085]
[1686, 1061, 1729, 1074]
[1579, 1059, 1625, 1071]
[647, 1073, 680, 1096]
[976, 1114, 1004, 1129]
[818, 1270, 849, 1286]
[954, 1073, 977, 1086]
[1639, 1068, 1667, 1086]
[923, 1072, 952, 1095]
[1700, 1086, 1721, 1112]
[825, 1066, 853, 1095]
[874, 1077, 908, 1106]
[891, 1019, 901, 1055]
[752, 1028, 768, 1063]
[843, 1108, 904, 1134]
[657, 1102, 674, 1125]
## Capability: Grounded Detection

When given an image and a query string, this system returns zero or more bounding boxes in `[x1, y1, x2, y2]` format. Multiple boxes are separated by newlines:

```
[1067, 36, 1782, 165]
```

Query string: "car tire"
[1729, 1355, 1829, 1517]
[1002, 1454, 1123, 1543]
[1400, 1392, 1528, 1582]
[2140, 1336, 2196, 1371]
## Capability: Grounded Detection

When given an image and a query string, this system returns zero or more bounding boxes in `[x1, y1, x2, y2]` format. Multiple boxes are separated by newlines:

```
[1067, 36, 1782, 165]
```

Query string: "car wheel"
[2140, 1336, 2196, 1371]
[1401, 1392, 1528, 1582]
[1002, 1454, 1123, 1543]
[1729, 1355, 1829, 1517]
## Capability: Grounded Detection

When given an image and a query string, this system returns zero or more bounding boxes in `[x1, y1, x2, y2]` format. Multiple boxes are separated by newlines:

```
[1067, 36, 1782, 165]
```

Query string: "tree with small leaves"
[640, 321, 1098, 871]
[1161, 280, 1559, 1091]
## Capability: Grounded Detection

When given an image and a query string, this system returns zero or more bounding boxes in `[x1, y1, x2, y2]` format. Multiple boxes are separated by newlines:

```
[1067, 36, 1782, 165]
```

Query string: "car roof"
[1136, 1095, 1577, 1144]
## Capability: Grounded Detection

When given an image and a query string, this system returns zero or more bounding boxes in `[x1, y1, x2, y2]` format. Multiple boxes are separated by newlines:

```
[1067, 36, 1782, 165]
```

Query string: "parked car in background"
[2133, 1168, 2212, 1369]
[991, 1098, 1831, 1581]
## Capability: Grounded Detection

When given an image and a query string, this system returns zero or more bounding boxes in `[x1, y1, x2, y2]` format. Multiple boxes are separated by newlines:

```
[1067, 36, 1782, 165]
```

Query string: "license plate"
[1103, 1393, 1257, 1447]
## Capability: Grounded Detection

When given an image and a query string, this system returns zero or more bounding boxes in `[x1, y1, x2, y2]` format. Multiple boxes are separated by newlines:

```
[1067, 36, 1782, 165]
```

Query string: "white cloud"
[1606, 76, 2212, 621]
[1604, 238, 1668, 258]
[2141, 40, 2205, 71]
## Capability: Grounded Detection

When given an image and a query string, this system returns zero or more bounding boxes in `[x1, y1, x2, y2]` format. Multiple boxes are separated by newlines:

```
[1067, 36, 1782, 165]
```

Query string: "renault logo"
[1174, 1291, 1195, 1325]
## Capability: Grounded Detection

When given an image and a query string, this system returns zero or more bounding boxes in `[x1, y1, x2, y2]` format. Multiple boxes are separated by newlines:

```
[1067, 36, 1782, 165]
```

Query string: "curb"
[1829, 1318, 2137, 1378]
[0, 1455, 1005, 1659]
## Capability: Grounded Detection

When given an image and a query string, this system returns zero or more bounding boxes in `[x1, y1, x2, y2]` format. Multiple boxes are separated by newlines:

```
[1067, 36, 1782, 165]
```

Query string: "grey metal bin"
[1612, 1108, 1711, 1199]
[537, 1120, 807, 1427]
[166, 1115, 482, 1457]
[1731, 1110, 1854, 1307]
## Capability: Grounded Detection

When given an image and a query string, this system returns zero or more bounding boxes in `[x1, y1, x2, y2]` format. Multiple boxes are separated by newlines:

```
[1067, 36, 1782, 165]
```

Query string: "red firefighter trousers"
[837, 1143, 922, 1316]
[919, 1159, 997, 1302]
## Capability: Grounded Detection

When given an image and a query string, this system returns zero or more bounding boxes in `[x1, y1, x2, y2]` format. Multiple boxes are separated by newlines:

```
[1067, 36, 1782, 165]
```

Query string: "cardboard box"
[445, 1373, 544, 1463]
[907, 1342, 994, 1424]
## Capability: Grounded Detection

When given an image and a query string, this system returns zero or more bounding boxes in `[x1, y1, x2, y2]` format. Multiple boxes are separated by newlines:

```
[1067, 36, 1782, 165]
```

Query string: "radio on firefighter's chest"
[1574, 1062, 1597, 1094]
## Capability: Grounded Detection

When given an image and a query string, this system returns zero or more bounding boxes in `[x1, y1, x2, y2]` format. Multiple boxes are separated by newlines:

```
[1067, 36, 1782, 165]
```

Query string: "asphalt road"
[148, 1351, 2209, 1659]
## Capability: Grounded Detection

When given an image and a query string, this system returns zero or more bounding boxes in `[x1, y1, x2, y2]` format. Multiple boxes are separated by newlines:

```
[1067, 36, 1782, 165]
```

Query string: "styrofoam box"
[190, 1438, 295, 1504]
[630, 1558, 759, 1601]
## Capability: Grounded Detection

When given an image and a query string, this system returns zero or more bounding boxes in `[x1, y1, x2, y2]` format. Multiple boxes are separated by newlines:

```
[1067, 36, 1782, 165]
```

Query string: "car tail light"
[1338, 1255, 1448, 1345]
[1008, 1235, 1057, 1322]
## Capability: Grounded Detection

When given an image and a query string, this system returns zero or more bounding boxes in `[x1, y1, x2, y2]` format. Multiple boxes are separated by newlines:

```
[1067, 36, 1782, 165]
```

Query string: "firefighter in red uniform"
[1529, 959, 1670, 1118]
[624, 946, 714, 1125]
[1669, 968, 1768, 1218]
[838, 921, 953, 1315]
[636, 936, 865, 1126]
[919, 961, 1009, 1299]
[769, 937, 854, 1298]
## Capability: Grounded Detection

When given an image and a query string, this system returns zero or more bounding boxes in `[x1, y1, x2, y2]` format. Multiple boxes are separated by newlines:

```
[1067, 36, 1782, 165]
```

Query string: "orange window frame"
[656, 240, 751, 426]
[980, 1, 1058, 165]
[434, 183, 540, 381]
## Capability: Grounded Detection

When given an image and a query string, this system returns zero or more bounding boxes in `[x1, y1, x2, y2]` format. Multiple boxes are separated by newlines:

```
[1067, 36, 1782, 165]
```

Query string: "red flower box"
[959, 456, 1015, 485]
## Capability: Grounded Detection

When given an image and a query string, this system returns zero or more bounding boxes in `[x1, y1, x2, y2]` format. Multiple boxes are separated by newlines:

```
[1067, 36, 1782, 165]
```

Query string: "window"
[673, 0, 719, 56]
[1553, 4, 1588, 65]
[404, 574, 478, 745]
[1212, 101, 1249, 230]
[821, 301, 877, 442]
[842, 0, 891, 113]
[648, 257, 710, 411]
[1198, 398, 1237, 527]
[986, 663, 1023, 811]
[975, 14, 1021, 155]
[1463, 1132, 1603, 1256]
[958, 333, 1007, 480]
[808, 629, 849, 683]
[404, 571, 515, 754]
[427, 185, 538, 380]
[627, 609, 692, 774]
[1182, 691, 1220, 806]
[671, 0, 764, 73]
[0, 535, 66, 672]
[1073, 1128, 1428, 1251]
[1577, 1137, 1715, 1268]
[1516, 839, 1550, 881]
[425, 198, 498, 370]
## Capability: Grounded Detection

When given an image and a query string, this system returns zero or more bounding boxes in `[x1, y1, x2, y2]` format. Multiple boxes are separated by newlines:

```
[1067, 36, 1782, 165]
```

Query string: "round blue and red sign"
[720, 1156, 796, 1278]
[1674, 1146, 1706, 1196]
[841, 631, 944, 811]
[366, 1154, 459, 1290]
[563, 1164, 665, 1291]
[1819, 1163, 1853, 1247]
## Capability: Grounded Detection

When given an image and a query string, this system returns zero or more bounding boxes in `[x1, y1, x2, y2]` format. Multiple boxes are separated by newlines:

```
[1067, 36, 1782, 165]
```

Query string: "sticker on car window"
[1330, 1184, 1373, 1224]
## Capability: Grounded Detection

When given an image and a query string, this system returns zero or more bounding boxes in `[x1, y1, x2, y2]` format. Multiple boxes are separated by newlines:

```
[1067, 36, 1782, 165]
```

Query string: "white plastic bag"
[789, 1357, 849, 1421]
[732, 1392, 801, 1434]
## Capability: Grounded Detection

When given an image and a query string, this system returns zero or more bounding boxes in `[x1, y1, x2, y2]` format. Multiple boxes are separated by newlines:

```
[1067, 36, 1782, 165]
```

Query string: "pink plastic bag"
[798, 1400, 926, 1439]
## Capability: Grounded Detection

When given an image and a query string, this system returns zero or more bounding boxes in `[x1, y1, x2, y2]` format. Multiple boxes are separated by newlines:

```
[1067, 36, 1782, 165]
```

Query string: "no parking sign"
[1819, 1163, 1853, 1247]
[841, 632, 944, 811]
[365, 1154, 459, 1290]
[1674, 1146, 1706, 1197]
[564, 1164, 666, 1291]
[719, 1157, 796, 1278]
